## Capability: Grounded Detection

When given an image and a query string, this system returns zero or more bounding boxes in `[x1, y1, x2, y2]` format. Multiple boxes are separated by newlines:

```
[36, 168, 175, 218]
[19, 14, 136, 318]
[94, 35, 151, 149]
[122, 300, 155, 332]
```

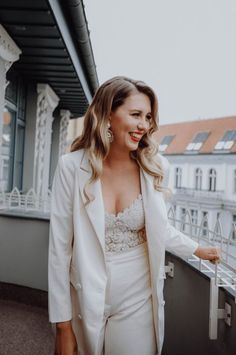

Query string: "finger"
[210, 258, 220, 264]
[209, 260, 217, 264]
[209, 251, 221, 258]
[209, 247, 221, 255]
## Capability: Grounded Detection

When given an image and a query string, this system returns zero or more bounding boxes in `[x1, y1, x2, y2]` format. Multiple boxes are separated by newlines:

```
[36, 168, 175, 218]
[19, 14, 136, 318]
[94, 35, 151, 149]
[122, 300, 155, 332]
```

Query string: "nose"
[137, 117, 149, 132]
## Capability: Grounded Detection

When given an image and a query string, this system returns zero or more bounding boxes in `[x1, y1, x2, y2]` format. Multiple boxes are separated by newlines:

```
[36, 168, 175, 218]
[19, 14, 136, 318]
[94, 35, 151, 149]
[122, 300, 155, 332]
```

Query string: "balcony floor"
[0, 299, 54, 354]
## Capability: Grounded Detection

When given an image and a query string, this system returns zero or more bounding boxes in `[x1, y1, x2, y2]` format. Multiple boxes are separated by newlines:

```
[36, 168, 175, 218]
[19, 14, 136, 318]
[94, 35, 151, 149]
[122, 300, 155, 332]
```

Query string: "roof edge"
[160, 115, 236, 128]
[47, 0, 99, 100]
[62, 0, 99, 93]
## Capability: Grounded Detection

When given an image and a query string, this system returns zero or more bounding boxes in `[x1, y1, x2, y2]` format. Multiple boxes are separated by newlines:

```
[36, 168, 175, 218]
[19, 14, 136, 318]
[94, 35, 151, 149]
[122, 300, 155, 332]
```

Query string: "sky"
[83, 0, 236, 124]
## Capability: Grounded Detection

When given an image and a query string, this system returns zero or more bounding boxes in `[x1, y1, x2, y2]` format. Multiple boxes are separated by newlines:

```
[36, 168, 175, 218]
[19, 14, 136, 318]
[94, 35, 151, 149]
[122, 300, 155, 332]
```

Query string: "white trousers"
[97, 242, 157, 355]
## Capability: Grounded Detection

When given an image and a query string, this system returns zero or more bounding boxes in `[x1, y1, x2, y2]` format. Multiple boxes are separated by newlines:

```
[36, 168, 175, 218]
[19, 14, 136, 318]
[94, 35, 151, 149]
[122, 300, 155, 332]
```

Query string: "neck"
[104, 145, 135, 169]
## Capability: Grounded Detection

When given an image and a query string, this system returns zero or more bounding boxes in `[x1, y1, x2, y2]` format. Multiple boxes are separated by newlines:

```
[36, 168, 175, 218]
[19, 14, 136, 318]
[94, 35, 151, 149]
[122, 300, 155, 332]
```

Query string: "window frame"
[209, 168, 217, 192]
[2, 75, 26, 192]
[175, 167, 182, 189]
[195, 168, 203, 190]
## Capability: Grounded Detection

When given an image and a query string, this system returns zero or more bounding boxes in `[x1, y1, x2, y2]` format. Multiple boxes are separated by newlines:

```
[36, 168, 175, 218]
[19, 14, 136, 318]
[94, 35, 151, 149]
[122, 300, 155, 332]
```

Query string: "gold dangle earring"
[107, 122, 114, 142]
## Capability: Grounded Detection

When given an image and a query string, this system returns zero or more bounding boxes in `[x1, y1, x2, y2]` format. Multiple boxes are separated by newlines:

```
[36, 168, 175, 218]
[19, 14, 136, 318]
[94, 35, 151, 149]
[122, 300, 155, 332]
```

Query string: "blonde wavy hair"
[71, 76, 164, 203]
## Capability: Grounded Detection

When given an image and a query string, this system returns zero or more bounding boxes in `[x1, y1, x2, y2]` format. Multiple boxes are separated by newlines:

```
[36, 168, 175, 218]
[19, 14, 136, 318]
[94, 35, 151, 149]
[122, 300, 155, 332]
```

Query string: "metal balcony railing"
[167, 206, 236, 340]
[167, 206, 236, 281]
[0, 187, 51, 214]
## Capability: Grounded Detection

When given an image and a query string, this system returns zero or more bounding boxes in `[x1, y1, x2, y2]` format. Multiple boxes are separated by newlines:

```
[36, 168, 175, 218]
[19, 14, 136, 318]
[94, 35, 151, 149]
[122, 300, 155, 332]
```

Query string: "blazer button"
[78, 314, 82, 320]
[76, 283, 82, 290]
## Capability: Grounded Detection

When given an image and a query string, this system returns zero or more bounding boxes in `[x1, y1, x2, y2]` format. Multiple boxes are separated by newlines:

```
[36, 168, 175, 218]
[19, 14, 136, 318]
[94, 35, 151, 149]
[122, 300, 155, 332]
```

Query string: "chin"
[127, 142, 139, 151]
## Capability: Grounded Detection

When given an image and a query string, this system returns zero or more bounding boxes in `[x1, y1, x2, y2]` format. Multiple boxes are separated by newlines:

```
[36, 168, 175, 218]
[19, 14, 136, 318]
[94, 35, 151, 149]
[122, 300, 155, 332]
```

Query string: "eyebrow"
[129, 109, 152, 115]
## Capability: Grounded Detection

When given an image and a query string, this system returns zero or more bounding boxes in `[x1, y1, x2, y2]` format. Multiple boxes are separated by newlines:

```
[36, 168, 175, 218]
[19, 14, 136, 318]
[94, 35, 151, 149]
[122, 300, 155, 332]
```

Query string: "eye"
[146, 114, 152, 121]
[131, 112, 139, 117]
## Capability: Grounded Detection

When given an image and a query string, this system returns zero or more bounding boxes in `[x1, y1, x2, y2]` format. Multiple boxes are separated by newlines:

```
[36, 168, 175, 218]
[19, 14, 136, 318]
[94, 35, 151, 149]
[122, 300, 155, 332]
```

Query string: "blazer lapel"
[78, 151, 105, 252]
[140, 168, 167, 279]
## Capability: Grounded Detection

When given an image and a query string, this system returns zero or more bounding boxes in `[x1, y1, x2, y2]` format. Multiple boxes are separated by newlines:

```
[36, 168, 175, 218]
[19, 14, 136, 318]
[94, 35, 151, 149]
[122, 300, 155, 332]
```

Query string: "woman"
[48, 76, 220, 355]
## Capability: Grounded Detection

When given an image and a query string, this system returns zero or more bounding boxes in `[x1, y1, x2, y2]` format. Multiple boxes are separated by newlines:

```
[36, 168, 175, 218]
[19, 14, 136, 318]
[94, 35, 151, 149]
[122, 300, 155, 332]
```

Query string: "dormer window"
[214, 130, 236, 151]
[159, 135, 175, 152]
[186, 132, 209, 151]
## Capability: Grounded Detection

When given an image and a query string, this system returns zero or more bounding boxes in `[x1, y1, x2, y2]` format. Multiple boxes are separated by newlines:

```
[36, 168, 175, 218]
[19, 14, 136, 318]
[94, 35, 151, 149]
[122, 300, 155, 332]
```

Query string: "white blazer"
[48, 149, 198, 355]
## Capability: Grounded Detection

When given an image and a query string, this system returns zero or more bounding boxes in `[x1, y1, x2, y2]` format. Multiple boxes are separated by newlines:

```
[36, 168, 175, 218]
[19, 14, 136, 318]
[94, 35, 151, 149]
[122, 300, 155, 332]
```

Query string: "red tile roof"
[154, 116, 236, 154]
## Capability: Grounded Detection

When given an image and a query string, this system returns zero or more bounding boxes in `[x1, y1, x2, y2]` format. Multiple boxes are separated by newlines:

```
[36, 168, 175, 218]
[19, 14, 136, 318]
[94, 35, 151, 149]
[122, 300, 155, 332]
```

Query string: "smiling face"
[109, 91, 152, 152]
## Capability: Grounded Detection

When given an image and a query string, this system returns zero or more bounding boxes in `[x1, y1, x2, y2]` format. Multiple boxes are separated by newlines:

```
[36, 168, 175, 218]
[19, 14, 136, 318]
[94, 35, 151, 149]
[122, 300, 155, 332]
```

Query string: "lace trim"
[105, 193, 142, 218]
[105, 194, 146, 253]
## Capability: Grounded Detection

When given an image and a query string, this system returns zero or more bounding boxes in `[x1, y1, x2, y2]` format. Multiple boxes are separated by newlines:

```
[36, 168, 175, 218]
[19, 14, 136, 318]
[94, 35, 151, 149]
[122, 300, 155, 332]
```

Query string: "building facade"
[155, 116, 236, 241]
[0, 0, 98, 215]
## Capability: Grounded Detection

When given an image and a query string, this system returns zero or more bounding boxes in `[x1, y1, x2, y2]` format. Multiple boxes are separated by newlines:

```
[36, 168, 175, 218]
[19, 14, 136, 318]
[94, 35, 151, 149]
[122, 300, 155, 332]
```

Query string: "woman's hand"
[54, 321, 78, 355]
[194, 246, 221, 264]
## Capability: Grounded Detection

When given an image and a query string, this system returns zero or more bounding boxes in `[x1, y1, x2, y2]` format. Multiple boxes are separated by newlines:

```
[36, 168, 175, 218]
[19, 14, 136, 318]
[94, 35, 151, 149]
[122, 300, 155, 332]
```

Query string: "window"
[175, 167, 182, 188]
[195, 168, 202, 190]
[186, 132, 209, 151]
[180, 208, 186, 232]
[232, 215, 236, 240]
[1, 107, 16, 191]
[234, 169, 236, 194]
[159, 135, 175, 152]
[209, 168, 216, 192]
[214, 130, 236, 151]
[190, 209, 198, 236]
[202, 211, 209, 237]
[1, 76, 26, 192]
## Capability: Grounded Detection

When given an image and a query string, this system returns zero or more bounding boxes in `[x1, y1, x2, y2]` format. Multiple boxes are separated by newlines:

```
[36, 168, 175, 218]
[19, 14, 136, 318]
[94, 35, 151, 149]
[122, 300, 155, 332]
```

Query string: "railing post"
[209, 277, 219, 339]
[209, 276, 232, 339]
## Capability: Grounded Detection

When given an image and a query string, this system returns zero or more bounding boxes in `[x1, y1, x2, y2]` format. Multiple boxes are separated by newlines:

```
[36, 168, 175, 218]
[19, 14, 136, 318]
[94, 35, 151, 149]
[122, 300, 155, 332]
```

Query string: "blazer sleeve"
[48, 155, 74, 323]
[165, 223, 199, 257]
[159, 154, 199, 257]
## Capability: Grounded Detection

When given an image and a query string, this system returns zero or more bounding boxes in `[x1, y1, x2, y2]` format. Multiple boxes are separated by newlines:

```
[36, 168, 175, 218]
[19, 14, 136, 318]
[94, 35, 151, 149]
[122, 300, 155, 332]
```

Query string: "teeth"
[130, 132, 140, 139]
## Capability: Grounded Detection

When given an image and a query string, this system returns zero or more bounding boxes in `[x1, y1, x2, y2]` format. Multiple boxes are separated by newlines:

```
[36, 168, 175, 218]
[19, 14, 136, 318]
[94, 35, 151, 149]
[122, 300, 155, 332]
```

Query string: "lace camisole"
[105, 194, 146, 253]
